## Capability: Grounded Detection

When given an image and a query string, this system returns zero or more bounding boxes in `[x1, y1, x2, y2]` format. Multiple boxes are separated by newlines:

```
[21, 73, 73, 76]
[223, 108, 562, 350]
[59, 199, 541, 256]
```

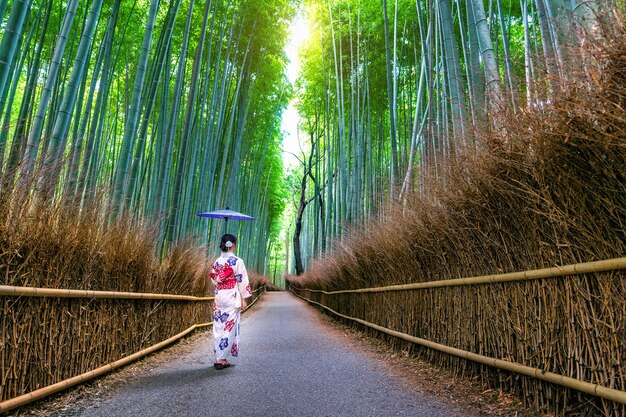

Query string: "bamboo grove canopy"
[286, 0, 612, 273]
[0, 0, 294, 273]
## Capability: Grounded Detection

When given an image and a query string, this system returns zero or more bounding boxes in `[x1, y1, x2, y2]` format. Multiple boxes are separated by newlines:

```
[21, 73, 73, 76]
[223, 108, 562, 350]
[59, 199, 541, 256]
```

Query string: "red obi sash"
[217, 279, 237, 290]
[210, 264, 235, 290]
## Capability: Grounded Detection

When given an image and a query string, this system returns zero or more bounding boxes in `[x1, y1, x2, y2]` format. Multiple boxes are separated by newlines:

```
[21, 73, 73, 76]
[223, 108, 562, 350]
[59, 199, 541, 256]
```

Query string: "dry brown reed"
[0, 187, 266, 404]
[289, 22, 626, 417]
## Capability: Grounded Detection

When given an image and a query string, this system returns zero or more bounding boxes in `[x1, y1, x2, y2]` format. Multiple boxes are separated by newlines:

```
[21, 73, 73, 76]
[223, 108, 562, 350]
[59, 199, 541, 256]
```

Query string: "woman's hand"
[241, 298, 248, 311]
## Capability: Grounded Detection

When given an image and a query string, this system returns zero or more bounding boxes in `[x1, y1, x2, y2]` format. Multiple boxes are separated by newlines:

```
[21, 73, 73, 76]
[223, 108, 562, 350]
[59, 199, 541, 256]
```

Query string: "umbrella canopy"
[196, 208, 255, 221]
[197, 208, 254, 235]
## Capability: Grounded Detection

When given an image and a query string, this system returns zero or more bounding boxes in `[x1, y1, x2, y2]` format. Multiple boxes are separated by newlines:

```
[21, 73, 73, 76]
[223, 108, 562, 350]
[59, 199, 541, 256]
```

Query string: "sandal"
[213, 362, 230, 370]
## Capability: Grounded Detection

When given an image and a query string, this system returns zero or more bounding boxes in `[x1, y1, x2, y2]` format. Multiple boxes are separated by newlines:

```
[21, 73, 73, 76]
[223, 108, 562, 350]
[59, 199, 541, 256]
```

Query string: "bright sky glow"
[281, 10, 311, 169]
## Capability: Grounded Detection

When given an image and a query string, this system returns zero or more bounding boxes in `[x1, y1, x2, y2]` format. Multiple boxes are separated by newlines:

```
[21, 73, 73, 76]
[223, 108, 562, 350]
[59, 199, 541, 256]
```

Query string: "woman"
[209, 233, 252, 370]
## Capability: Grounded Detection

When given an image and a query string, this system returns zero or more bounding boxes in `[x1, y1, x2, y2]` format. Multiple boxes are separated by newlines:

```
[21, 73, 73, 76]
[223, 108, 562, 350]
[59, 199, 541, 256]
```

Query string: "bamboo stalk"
[291, 290, 626, 405]
[0, 285, 214, 301]
[298, 257, 626, 294]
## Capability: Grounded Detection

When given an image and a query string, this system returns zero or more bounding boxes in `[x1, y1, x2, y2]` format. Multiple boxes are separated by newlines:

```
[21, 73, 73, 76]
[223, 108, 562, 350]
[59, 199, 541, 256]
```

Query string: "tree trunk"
[38, 0, 102, 199]
[0, 0, 31, 107]
[382, 0, 398, 197]
[111, 0, 159, 216]
[469, 0, 504, 115]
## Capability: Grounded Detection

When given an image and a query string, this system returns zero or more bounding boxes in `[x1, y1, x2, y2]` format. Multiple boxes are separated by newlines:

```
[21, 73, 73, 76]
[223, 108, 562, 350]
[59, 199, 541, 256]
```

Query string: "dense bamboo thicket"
[0, 190, 267, 403]
[0, 0, 293, 272]
[289, 23, 626, 416]
[290, 0, 620, 274]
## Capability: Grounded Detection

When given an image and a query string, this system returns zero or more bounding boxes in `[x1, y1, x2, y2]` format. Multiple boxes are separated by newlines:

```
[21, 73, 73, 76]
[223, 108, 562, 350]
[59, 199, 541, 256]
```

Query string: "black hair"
[219, 234, 237, 252]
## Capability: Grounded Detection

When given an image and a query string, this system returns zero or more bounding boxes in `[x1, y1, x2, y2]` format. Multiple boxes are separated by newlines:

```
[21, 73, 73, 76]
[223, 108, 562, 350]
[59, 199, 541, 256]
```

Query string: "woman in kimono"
[209, 233, 252, 370]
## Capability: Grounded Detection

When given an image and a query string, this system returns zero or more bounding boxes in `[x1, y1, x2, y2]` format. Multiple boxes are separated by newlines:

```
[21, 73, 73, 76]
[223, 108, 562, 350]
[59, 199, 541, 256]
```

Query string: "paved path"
[74, 292, 467, 417]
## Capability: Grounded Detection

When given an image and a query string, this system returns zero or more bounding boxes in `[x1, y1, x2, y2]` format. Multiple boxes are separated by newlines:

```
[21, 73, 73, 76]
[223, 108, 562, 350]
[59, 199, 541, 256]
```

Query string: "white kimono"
[210, 252, 252, 361]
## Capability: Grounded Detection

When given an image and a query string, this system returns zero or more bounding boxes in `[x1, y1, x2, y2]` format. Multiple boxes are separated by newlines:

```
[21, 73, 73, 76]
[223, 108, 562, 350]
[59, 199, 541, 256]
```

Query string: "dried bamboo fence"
[0, 283, 266, 413]
[288, 257, 626, 416]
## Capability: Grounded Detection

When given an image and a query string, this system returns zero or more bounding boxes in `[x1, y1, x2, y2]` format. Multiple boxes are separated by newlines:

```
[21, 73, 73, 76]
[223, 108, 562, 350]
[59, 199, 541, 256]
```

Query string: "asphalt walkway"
[73, 292, 467, 417]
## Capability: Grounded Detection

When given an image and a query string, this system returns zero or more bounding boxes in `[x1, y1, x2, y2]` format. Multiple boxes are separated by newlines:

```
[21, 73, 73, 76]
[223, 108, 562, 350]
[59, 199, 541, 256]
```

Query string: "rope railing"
[294, 257, 626, 294]
[0, 285, 266, 413]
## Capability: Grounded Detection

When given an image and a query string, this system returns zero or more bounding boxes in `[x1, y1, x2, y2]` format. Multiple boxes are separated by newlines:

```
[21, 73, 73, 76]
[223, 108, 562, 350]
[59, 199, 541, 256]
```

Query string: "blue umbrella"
[196, 207, 255, 232]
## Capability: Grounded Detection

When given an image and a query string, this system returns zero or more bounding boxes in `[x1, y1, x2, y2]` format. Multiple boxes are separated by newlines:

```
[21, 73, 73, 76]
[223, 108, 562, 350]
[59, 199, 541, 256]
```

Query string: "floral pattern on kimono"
[210, 252, 252, 361]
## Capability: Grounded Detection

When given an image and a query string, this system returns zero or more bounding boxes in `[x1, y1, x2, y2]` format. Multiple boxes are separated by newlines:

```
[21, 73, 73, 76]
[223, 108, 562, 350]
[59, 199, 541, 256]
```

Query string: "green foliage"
[291, 0, 606, 270]
[0, 0, 298, 274]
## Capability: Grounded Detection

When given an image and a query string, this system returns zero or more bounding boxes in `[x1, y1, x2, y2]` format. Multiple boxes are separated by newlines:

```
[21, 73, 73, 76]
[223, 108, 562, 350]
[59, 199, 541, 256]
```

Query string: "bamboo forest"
[0, 0, 617, 272]
[1, 0, 625, 415]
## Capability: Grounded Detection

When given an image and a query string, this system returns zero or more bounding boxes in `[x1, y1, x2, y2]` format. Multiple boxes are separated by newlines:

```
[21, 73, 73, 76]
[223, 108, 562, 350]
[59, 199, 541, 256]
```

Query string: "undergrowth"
[0, 188, 266, 403]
